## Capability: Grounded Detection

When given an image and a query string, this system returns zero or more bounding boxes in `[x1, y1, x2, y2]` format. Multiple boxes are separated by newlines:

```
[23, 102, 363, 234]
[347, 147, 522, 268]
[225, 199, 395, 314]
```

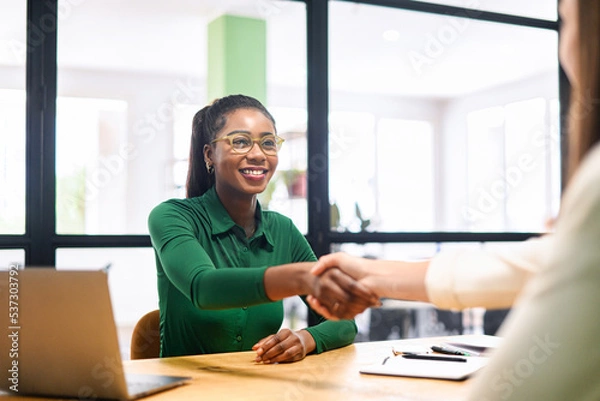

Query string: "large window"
[56, 0, 308, 235]
[329, 0, 559, 233]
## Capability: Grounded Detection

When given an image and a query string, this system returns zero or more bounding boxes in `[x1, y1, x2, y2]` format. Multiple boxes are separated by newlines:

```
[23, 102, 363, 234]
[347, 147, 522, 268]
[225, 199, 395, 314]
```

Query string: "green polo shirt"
[148, 186, 357, 357]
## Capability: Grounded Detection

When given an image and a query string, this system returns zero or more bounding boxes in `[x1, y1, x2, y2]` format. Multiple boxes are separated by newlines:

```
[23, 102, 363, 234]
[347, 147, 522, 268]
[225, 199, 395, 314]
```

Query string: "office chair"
[130, 309, 161, 360]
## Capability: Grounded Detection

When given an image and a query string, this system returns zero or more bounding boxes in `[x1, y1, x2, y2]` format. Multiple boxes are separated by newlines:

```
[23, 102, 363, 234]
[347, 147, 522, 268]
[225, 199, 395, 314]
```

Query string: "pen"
[402, 354, 467, 363]
[431, 345, 476, 357]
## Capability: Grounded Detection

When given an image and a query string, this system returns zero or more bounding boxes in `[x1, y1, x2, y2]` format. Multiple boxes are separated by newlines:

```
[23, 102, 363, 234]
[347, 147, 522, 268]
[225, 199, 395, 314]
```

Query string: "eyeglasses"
[211, 132, 285, 156]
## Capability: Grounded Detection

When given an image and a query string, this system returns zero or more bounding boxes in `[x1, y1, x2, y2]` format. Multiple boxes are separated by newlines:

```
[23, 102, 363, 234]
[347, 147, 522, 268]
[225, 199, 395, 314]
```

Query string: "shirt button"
[242, 247, 248, 252]
[242, 306, 247, 310]
[236, 335, 242, 342]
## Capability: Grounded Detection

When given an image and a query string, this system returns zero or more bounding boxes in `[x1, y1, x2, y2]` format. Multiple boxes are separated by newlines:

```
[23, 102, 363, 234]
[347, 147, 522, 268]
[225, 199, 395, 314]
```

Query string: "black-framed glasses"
[211, 132, 285, 156]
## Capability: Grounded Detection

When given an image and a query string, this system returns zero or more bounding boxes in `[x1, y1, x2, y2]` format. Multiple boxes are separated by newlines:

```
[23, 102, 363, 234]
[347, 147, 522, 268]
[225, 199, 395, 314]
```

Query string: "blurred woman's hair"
[566, 0, 600, 181]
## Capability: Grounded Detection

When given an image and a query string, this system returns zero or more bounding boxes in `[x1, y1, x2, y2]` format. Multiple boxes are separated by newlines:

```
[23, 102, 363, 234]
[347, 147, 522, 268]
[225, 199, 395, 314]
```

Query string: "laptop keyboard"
[125, 374, 167, 396]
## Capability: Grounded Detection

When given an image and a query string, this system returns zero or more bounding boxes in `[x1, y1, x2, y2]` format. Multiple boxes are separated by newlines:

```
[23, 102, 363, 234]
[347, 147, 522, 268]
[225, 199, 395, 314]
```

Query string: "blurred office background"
[1, 0, 560, 358]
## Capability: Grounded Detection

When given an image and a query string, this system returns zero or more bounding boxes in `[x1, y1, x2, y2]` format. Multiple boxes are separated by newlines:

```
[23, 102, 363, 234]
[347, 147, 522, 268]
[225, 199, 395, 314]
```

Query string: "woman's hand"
[307, 253, 382, 320]
[311, 252, 371, 281]
[253, 328, 314, 364]
[308, 253, 431, 318]
[308, 267, 381, 320]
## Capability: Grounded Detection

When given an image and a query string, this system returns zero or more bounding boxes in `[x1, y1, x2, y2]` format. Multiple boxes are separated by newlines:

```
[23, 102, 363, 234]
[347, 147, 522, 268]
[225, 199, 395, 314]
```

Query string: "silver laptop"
[0, 268, 190, 400]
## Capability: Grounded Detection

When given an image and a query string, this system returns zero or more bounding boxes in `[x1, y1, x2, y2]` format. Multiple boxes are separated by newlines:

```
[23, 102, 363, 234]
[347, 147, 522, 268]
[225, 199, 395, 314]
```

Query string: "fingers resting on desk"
[253, 328, 313, 364]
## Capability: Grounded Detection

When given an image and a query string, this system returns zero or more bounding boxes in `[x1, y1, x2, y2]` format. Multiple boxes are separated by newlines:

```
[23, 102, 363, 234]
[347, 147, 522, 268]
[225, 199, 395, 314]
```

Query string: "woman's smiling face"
[205, 108, 279, 198]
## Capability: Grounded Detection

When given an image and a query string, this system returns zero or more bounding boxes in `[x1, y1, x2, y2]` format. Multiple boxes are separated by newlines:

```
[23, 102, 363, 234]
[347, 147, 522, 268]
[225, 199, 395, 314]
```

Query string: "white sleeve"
[467, 145, 600, 400]
[425, 237, 549, 310]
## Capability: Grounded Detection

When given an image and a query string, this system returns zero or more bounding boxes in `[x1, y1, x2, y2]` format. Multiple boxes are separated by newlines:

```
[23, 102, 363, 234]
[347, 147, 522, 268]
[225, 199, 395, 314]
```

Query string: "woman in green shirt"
[148, 94, 378, 364]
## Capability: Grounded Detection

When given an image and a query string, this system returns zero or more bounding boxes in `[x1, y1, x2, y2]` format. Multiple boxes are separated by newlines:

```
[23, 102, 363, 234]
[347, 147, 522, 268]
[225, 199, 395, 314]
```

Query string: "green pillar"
[207, 15, 267, 104]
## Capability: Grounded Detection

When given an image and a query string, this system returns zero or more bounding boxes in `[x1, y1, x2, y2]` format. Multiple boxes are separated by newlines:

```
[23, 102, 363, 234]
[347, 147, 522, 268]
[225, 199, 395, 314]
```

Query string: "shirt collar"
[202, 186, 274, 248]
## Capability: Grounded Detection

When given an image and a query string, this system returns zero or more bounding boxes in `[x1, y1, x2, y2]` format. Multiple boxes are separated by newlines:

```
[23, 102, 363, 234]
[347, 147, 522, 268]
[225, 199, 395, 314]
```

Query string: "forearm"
[425, 244, 540, 310]
[263, 262, 316, 300]
[364, 259, 430, 302]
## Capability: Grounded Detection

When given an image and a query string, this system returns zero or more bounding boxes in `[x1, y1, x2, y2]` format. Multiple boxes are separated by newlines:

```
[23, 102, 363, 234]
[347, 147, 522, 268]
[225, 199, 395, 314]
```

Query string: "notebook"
[359, 335, 502, 381]
[0, 268, 190, 400]
[360, 354, 489, 381]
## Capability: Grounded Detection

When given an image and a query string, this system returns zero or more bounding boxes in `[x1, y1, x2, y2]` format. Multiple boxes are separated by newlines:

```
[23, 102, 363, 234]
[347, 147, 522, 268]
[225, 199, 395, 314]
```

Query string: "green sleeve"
[301, 296, 358, 353]
[148, 202, 271, 309]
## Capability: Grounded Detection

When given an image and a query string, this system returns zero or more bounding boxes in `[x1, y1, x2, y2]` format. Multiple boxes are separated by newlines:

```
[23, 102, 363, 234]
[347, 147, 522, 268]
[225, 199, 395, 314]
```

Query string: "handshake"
[305, 252, 429, 320]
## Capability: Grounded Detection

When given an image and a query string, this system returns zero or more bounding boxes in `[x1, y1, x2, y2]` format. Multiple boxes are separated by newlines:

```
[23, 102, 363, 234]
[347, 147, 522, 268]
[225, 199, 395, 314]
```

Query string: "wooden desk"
[1, 335, 494, 400]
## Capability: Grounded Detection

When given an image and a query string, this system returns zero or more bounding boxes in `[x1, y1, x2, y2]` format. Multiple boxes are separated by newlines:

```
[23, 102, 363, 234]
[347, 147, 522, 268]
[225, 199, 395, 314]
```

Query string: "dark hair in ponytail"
[186, 94, 276, 198]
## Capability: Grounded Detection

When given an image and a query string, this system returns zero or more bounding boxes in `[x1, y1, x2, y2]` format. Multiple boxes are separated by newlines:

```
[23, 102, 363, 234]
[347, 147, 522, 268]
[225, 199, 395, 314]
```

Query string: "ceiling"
[0, 0, 559, 99]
